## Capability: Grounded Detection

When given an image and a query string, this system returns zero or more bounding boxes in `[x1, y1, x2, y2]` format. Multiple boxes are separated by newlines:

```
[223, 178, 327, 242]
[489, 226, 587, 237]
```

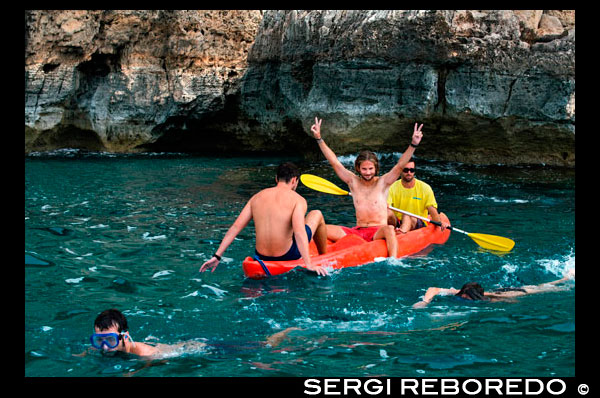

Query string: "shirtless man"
[88, 309, 302, 359]
[412, 269, 575, 308]
[310, 117, 423, 257]
[88, 308, 182, 358]
[200, 162, 328, 276]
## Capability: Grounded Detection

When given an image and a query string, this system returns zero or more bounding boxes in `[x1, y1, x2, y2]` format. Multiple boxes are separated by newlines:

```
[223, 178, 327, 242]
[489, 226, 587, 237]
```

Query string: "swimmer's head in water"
[92, 309, 133, 352]
[94, 308, 129, 333]
[456, 282, 486, 300]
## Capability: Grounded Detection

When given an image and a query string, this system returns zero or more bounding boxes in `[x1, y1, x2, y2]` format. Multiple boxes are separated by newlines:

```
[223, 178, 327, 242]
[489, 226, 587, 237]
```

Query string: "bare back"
[251, 186, 307, 256]
[348, 176, 391, 227]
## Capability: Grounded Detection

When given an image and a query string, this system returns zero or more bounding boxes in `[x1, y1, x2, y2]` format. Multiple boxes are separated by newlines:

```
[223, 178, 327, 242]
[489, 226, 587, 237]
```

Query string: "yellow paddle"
[300, 174, 515, 252]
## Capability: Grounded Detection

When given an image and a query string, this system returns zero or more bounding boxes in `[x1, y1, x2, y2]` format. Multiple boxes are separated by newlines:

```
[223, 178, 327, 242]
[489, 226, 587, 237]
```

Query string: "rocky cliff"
[25, 10, 262, 152]
[25, 10, 575, 166]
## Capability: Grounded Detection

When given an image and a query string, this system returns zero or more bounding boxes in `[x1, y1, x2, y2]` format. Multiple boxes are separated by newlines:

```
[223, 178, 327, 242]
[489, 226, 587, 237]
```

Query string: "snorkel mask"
[90, 331, 136, 350]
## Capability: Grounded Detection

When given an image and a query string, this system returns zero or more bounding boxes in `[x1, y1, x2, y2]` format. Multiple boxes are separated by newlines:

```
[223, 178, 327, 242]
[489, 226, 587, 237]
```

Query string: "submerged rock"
[25, 10, 574, 166]
[25, 253, 54, 267]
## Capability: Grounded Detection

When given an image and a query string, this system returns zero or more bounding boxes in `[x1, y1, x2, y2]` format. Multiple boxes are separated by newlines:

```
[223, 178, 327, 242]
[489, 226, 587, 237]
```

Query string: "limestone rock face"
[25, 10, 574, 166]
[240, 10, 574, 166]
[25, 10, 262, 152]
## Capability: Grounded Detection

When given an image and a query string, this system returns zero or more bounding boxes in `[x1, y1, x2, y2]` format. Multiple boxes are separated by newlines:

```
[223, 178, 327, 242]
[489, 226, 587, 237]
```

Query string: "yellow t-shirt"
[387, 178, 437, 220]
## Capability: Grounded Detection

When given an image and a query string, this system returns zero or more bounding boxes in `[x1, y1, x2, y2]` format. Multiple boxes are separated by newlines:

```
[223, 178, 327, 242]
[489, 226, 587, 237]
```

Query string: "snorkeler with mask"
[90, 309, 168, 357]
[86, 308, 302, 359]
[412, 269, 574, 308]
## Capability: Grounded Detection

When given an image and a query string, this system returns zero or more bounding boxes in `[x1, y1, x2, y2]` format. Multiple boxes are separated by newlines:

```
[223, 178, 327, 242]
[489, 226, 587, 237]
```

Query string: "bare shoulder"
[251, 187, 277, 203]
[134, 342, 162, 357]
[292, 190, 307, 206]
[254, 186, 274, 197]
[293, 190, 307, 201]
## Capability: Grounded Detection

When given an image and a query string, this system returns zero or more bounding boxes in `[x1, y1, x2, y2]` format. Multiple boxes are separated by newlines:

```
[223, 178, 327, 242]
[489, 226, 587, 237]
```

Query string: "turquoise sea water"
[25, 151, 575, 377]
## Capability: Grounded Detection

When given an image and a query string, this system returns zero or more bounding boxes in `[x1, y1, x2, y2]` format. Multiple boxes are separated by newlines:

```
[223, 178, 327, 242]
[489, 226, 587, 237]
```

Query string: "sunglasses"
[402, 168, 416, 173]
[90, 332, 122, 349]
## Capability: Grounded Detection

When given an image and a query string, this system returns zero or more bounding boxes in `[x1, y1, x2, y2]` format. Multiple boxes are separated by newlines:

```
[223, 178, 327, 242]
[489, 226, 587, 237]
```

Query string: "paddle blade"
[300, 174, 349, 196]
[467, 232, 515, 252]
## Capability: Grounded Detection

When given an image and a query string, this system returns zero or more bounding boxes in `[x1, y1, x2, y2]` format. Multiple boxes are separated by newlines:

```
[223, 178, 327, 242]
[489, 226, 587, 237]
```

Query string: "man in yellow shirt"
[387, 160, 450, 233]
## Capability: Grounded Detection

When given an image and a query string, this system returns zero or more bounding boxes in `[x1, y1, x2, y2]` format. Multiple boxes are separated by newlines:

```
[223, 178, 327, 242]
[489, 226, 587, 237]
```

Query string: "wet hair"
[354, 150, 379, 175]
[94, 309, 129, 333]
[276, 162, 300, 183]
[456, 282, 486, 301]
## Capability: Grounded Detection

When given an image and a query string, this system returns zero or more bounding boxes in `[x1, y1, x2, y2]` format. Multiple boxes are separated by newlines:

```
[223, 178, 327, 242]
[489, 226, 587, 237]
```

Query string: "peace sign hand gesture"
[412, 123, 423, 147]
[311, 117, 322, 139]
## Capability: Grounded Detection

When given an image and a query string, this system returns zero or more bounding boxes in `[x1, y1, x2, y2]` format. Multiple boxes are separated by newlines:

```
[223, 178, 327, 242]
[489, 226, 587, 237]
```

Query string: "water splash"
[536, 248, 575, 277]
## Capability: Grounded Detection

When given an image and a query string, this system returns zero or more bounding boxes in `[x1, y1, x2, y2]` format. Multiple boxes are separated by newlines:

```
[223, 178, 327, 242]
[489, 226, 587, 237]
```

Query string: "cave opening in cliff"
[76, 52, 121, 77]
[138, 115, 316, 157]
[29, 126, 106, 153]
[42, 63, 60, 73]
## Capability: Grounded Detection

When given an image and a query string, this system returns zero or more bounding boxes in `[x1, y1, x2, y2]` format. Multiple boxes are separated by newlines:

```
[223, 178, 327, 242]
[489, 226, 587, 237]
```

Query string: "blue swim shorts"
[255, 225, 313, 261]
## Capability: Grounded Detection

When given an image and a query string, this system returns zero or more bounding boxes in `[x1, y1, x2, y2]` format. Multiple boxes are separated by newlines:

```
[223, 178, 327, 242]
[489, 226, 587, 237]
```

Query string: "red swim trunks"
[340, 226, 382, 241]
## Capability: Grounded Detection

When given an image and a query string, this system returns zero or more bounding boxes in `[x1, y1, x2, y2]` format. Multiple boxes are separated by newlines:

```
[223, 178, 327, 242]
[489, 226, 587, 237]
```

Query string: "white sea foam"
[537, 248, 575, 277]
[266, 318, 282, 329]
[70, 217, 91, 225]
[466, 194, 528, 204]
[201, 284, 228, 298]
[501, 263, 518, 273]
[383, 257, 412, 267]
[152, 270, 174, 278]
[335, 151, 406, 167]
[333, 152, 462, 178]
[293, 308, 408, 332]
[181, 290, 208, 299]
[428, 309, 484, 319]
[142, 232, 167, 241]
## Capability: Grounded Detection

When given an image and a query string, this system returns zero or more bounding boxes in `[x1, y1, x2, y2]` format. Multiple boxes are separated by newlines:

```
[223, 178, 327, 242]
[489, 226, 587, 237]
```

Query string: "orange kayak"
[242, 214, 451, 279]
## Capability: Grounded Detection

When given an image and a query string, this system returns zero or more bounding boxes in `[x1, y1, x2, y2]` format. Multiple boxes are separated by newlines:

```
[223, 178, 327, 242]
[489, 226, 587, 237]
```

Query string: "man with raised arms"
[310, 117, 423, 257]
[200, 162, 329, 276]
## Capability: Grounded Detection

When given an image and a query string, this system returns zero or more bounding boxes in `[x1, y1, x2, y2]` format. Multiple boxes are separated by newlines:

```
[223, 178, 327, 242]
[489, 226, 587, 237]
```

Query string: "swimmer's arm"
[522, 269, 575, 294]
[548, 269, 575, 285]
[412, 287, 458, 308]
[266, 327, 302, 348]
